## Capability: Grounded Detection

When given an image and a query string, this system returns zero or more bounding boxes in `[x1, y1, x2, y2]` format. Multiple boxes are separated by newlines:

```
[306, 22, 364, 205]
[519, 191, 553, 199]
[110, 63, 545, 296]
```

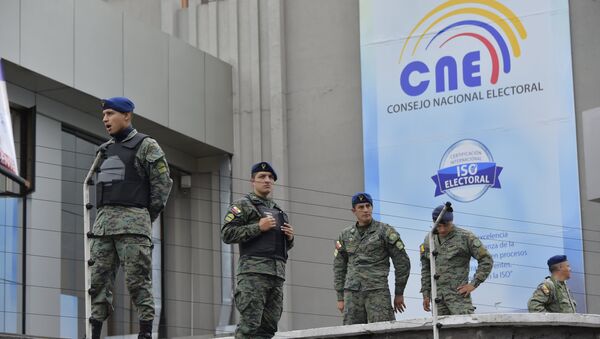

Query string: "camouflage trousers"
[436, 291, 474, 315]
[90, 234, 154, 322]
[234, 273, 284, 339]
[343, 289, 394, 325]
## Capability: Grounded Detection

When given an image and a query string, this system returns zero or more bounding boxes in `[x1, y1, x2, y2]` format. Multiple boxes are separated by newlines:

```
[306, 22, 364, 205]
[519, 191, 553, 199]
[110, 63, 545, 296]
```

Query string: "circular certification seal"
[431, 139, 503, 202]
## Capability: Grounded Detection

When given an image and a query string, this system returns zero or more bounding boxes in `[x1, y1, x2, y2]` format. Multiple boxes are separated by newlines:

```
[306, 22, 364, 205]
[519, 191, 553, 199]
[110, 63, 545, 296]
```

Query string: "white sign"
[0, 63, 19, 177]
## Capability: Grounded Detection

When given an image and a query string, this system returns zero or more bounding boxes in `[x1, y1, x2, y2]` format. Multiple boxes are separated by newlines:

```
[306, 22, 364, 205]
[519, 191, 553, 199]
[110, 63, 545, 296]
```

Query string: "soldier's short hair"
[549, 261, 567, 273]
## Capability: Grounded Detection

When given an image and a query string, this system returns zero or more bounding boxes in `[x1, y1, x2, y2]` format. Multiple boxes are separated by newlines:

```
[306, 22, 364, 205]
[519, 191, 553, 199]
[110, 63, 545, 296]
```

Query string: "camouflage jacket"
[528, 276, 576, 313]
[92, 129, 173, 240]
[333, 220, 411, 301]
[221, 192, 294, 280]
[420, 226, 493, 298]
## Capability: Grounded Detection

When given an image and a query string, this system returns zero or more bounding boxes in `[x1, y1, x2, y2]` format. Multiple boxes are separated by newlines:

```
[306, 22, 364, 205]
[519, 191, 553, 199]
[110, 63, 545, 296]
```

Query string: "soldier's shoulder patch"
[224, 212, 235, 223]
[388, 232, 399, 243]
[420, 244, 425, 254]
[473, 238, 482, 247]
[156, 159, 168, 174]
[541, 284, 550, 295]
[143, 139, 165, 162]
[335, 240, 342, 250]
[230, 205, 242, 215]
[395, 240, 405, 250]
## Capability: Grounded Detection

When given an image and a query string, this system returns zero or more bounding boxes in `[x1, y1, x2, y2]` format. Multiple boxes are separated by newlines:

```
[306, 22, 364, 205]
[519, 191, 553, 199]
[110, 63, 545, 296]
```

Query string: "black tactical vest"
[96, 132, 150, 208]
[239, 201, 289, 262]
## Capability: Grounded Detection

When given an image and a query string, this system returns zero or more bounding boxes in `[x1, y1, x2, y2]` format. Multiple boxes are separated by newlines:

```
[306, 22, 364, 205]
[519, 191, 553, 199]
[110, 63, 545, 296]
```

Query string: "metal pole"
[83, 151, 103, 339]
[429, 201, 452, 339]
[0, 164, 29, 188]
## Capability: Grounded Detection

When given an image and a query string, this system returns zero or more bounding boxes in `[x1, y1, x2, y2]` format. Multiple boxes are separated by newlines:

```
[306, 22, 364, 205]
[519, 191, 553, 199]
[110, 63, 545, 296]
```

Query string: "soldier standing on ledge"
[420, 205, 493, 315]
[333, 192, 411, 324]
[89, 97, 173, 339]
[221, 162, 295, 339]
[528, 255, 577, 313]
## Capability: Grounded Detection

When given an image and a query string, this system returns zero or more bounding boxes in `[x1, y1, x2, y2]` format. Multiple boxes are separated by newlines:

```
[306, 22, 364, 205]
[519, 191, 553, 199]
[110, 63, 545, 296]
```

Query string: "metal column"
[429, 201, 452, 339]
[83, 151, 103, 338]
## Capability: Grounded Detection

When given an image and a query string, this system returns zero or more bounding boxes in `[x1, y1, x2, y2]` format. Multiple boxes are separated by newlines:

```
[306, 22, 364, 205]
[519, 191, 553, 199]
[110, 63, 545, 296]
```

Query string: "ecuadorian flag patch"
[541, 284, 550, 295]
[335, 241, 342, 250]
[230, 206, 242, 215]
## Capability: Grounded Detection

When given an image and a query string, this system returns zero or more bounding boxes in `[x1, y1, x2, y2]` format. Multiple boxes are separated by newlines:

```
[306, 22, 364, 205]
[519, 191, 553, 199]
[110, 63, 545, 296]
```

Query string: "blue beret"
[251, 162, 277, 181]
[352, 192, 373, 207]
[102, 97, 135, 113]
[432, 205, 453, 223]
[547, 255, 567, 267]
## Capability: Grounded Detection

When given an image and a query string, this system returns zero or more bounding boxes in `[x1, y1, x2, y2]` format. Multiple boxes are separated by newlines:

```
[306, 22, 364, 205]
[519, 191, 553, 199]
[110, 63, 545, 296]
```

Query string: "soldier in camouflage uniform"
[420, 205, 493, 315]
[221, 162, 295, 339]
[89, 97, 173, 339]
[333, 193, 411, 324]
[528, 255, 577, 313]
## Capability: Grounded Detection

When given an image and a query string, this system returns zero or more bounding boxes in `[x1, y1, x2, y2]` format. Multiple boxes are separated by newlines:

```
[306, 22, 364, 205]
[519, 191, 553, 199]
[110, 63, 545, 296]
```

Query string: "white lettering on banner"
[444, 175, 490, 189]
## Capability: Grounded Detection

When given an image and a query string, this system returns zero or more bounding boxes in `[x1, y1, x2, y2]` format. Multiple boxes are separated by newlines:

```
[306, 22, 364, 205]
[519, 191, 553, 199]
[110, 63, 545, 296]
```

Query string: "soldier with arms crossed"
[221, 162, 295, 339]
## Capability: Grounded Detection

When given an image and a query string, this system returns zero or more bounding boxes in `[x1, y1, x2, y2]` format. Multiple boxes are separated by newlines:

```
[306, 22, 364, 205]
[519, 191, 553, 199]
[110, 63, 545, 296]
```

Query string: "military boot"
[90, 318, 103, 339]
[138, 320, 153, 339]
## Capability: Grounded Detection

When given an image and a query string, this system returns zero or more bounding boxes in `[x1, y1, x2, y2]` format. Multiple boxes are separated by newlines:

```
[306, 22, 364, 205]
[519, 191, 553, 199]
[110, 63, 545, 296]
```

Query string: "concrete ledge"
[205, 313, 600, 339]
[0, 334, 58, 339]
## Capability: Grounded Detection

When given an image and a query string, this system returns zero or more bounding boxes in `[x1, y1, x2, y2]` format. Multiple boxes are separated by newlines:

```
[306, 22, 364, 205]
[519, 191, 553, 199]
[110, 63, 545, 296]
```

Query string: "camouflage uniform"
[221, 193, 294, 339]
[333, 220, 410, 324]
[420, 226, 493, 315]
[528, 276, 576, 313]
[90, 129, 172, 322]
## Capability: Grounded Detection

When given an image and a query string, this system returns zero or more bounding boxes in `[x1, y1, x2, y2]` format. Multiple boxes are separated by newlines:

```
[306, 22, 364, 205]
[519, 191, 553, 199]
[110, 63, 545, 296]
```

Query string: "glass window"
[60, 130, 97, 338]
[0, 196, 22, 333]
[0, 109, 25, 333]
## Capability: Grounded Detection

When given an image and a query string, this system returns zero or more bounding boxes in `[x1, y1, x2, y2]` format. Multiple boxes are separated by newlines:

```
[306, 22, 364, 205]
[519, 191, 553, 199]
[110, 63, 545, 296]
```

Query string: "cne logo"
[398, 0, 527, 96]
[431, 139, 503, 202]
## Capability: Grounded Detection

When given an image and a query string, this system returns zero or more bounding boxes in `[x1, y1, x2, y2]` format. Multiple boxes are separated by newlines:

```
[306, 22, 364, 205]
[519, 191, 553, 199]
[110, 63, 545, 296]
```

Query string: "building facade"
[0, 0, 599, 338]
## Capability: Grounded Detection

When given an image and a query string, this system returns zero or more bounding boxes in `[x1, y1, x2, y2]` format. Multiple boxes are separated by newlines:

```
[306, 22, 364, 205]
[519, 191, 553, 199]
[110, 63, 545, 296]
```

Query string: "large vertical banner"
[360, 0, 585, 317]
[0, 63, 19, 177]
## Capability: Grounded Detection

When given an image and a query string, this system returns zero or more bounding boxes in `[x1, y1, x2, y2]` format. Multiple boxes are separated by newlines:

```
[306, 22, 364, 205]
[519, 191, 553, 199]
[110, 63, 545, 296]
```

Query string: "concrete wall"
[102, 0, 162, 29]
[6, 82, 223, 337]
[163, 172, 219, 338]
[8, 83, 90, 337]
[0, 0, 233, 153]
[156, 0, 364, 331]
[0, 1, 233, 335]
[212, 313, 600, 339]
[581, 107, 600, 202]
[283, 0, 364, 329]
[5, 0, 599, 336]
[154, 1, 600, 329]
[570, 0, 600, 315]
[25, 114, 62, 337]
